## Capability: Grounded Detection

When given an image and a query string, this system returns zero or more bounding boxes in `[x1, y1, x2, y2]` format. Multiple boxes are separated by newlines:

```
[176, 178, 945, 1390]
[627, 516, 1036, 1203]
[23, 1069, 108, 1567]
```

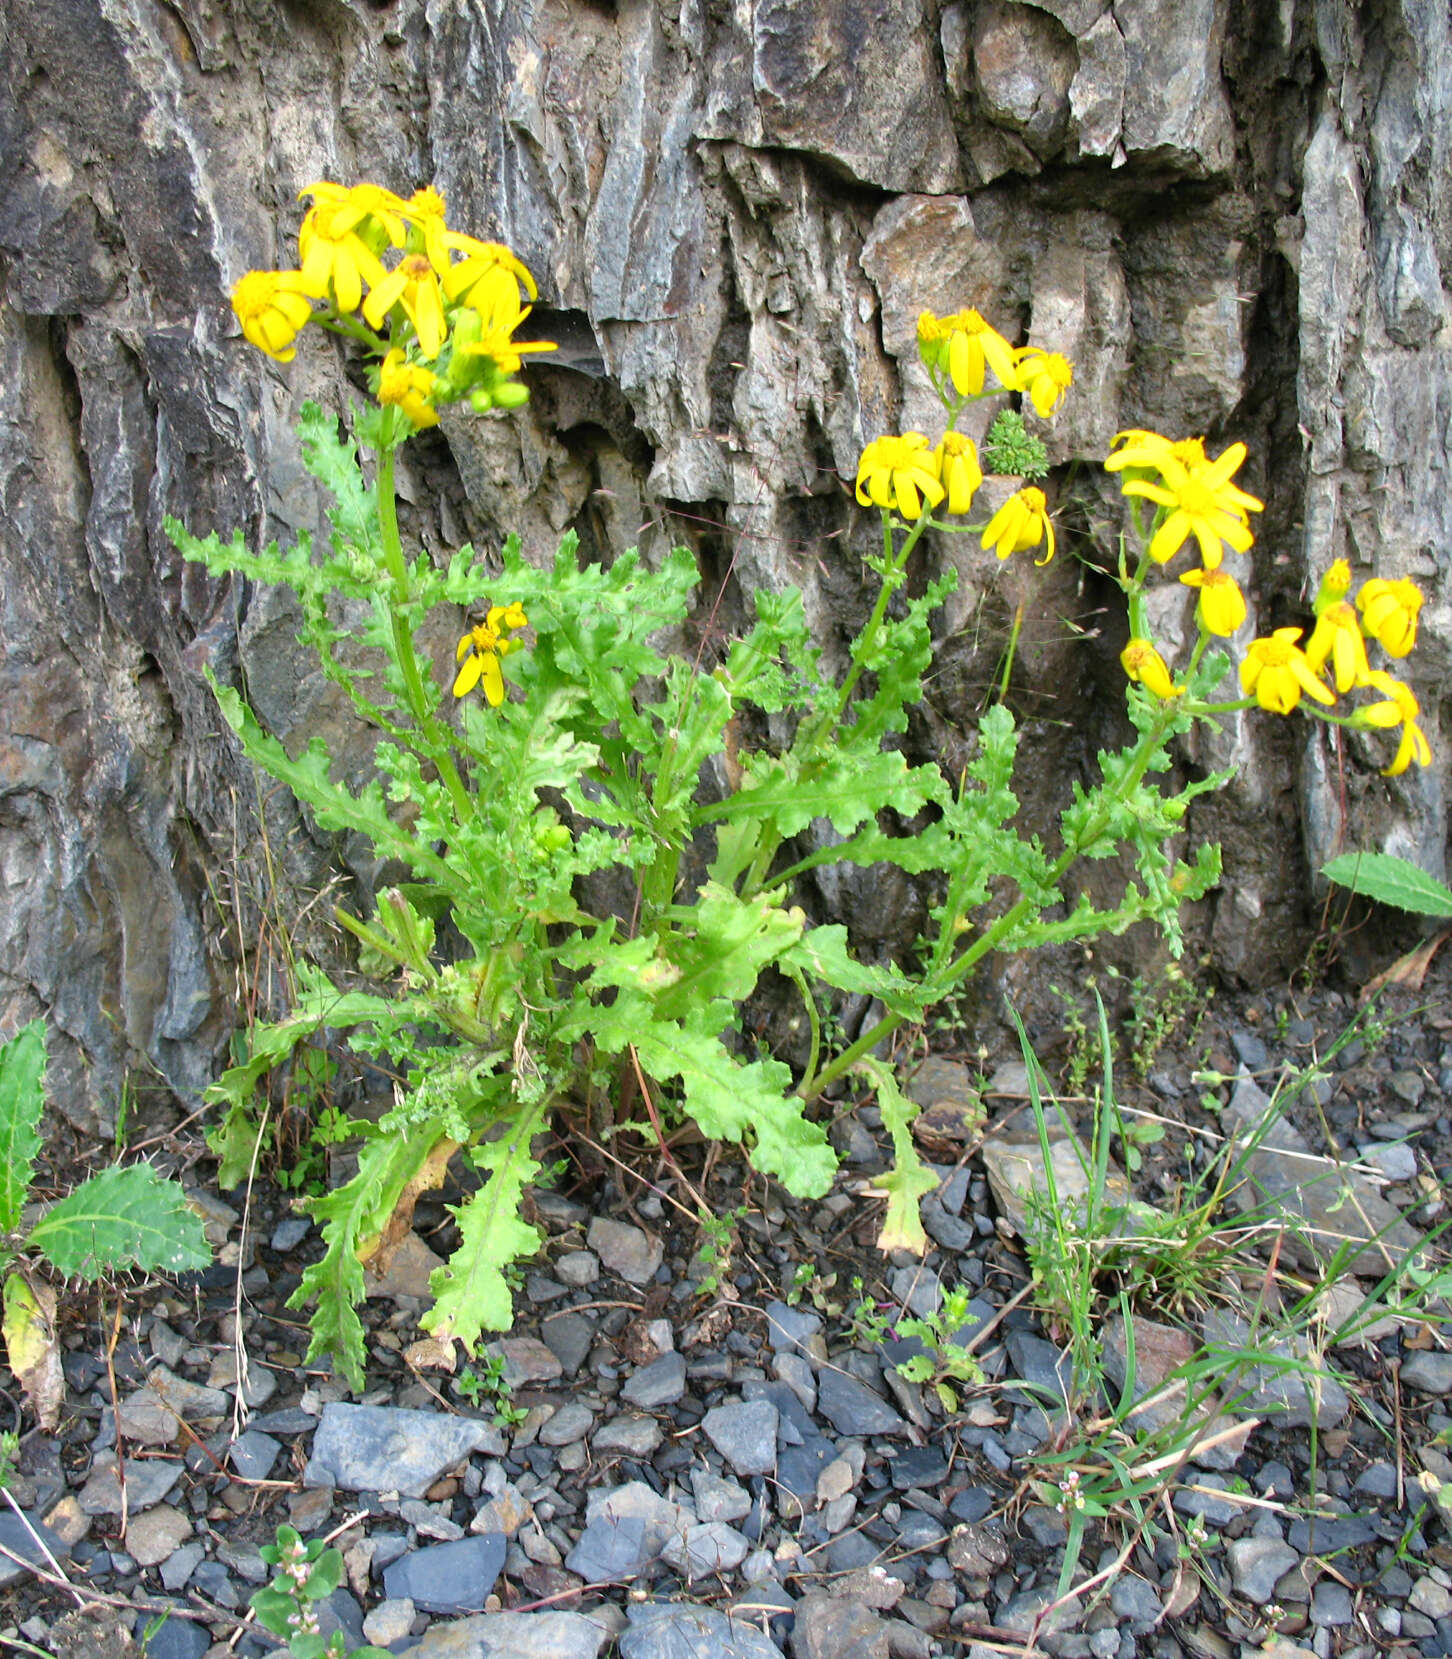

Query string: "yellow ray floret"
[231, 270, 316, 362]
[1356, 577, 1423, 658]
[1120, 639, 1182, 700]
[1356, 670, 1432, 775]
[981, 486, 1055, 565]
[1238, 627, 1335, 714]
[855, 433, 945, 521]
[1179, 567, 1247, 637]
[1014, 347, 1073, 417]
[1118, 440, 1263, 569]
[933, 432, 984, 515]
[1304, 600, 1370, 694]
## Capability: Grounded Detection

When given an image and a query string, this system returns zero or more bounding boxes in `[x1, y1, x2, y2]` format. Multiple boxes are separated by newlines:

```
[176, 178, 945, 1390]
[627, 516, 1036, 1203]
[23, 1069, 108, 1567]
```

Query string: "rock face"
[0, 0, 1448, 1127]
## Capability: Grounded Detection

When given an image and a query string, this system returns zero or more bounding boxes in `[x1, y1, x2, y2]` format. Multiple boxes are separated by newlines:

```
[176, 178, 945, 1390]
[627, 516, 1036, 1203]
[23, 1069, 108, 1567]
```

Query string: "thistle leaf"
[1322, 852, 1452, 919]
[0, 1018, 46, 1235]
[26, 1164, 211, 1282]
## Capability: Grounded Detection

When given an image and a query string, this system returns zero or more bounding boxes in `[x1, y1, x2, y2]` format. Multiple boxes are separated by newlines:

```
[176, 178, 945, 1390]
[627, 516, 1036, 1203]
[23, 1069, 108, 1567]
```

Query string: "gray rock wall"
[1, 0, 1447, 1129]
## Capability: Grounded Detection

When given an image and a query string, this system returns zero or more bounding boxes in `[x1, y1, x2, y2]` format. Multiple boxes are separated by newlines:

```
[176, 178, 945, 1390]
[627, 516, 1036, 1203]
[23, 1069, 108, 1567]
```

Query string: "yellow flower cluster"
[852, 311, 1071, 567]
[230, 181, 555, 426]
[1109, 427, 1431, 777]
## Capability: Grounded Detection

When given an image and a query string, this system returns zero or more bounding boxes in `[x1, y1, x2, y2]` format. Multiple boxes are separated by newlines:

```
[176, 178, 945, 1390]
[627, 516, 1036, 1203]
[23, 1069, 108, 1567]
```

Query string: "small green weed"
[252, 1525, 390, 1659]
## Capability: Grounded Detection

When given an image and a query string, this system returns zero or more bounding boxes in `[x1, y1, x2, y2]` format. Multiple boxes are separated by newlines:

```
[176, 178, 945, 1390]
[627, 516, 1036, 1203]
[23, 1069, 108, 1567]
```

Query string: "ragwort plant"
[173, 181, 1436, 1387]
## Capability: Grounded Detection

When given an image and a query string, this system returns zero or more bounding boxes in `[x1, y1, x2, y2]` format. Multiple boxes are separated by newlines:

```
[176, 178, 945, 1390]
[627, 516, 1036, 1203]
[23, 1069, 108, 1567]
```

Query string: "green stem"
[373, 444, 474, 823]
[797, 706, 1175, 1103]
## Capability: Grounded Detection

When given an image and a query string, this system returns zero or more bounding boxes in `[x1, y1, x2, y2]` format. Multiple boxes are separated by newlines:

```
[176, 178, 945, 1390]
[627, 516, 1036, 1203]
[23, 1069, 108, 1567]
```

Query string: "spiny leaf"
[422, 1115, 543, 1353]
[1322, 852, 1452, 919]
[0, 1019, 46, 1235]
[26, 1164, 211, 1282]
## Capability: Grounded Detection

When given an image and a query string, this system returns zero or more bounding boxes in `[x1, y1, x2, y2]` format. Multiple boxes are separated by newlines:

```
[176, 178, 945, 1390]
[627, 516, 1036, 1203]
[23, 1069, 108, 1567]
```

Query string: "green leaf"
[776, 925, 926, 1018]
[705, 749, 940, 838]
[0, 1019, 46, 1235]
[26, 1164, 211, 1282]
[422, 1111, 544, 1353]
[290, 1122, 447, 1390]
[301, 1548, 343, 1599]
[1322, 852, 1452, 919]
[249, 1586, 297, 1635]
[649, 884, 804, 1027]
[584, 997, 836, 1197]
[855, 1056, 937, 1254]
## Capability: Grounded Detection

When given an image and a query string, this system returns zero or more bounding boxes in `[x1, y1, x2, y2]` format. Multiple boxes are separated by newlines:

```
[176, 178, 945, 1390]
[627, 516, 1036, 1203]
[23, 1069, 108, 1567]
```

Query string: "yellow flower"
[933, 432, 983, 515]
[1238, 627, 1335, 714]
[1121, 639, 1182, 700]
[1355, 670, 1432, 775]
[1104, 431, 1208, 475]
[1118, 440, 1264, 568]
[1356, 577, 1423, 658]
[403, 186, 452, 269]
[1303, 600, 1370, 693]
[377, 349, 440, 429]
[362, 252, 450, 359]
[855, 433, 945, 520]
[297, 181, 407, 313]
[918, 309, 1019, 397]
[442, 240, 539, 312]
[981, 486, 1055, 565]
[453, 603, 528, 703]
[1014, 348, 1073, 417]
[1179, 567, 1247, 637]
[1314, 558, 1352, 612]
[230, 270, 315, 362]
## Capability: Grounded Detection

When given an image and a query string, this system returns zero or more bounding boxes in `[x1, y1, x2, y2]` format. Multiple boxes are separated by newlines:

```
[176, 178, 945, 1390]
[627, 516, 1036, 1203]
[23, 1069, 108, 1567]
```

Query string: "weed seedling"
[252, 1525, 389, 1659]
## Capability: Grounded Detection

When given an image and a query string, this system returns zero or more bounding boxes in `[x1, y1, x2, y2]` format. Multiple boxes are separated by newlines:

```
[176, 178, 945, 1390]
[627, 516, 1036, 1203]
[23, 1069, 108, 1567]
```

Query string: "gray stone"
[702, 1399, 780, 1476]
[691, 1471, 753, 1525]
[622, 1351, 687, 1409]
[538, 1402, 596, 1447]
[383, 1534, 507, 1615]
[591, 1414, 664, 1458]
[135, 1612, 209, 1659]
[660, 1521, 752, 1581]
[228, 1430, 280, 1481]
[393, 1610, 610, 1659]
[487, 1336, 562, 1386]
[1401, 1352, 1452, 1396]
[567, 1483, 694, 1581]
[0, 1511, 72, 1589]
[790, 1591, 889, 1658]
[1171, 1476, 1241, 1526]
[304, 1404, 504, 1497]
[1108, 1575, 1162, 1624]
[555, 1250, 600, 1288]
[1310, 1579, 1354, 1626]
[587, 1218, 664, 1286]
[1226, 1537, 1300, 1604]
[540, 1314, 595, 1378]
[362, 1599, 416, 1647]
[1203, 1311, 1350, 1428]
[159, 1541, 205, 1593]
[123, 1504, 194, 1569]
[1359, 1140, 1418, 1182]
[78, 1453, 184, 1516]
[765, 1300, 823, 1357]
[618, 1601, 784, 1659]
[1222, 1079, 1424, 1277]
[815, 1370, 906, 1438]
